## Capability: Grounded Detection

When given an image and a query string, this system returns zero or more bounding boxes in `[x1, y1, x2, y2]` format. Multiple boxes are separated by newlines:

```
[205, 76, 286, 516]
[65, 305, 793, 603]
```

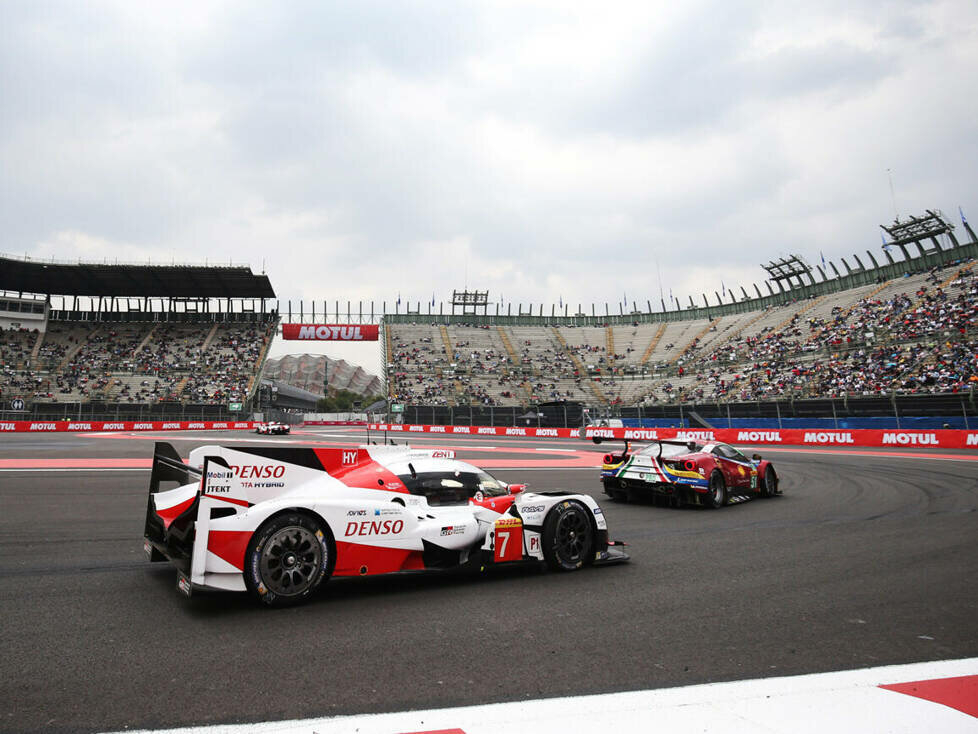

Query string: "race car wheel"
[760, 465, 779, 497]
[603, 481, 627, 502]
[542, 500, 594, 572]
[705, 471, 727, 509]
[244, 513, 332, 607]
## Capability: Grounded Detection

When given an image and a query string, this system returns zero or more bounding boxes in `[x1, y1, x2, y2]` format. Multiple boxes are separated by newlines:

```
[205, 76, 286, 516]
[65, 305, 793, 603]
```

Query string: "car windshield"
[399, 469, 510, 505]
[472, 470, 508, 495]
[713, 443, 749, 462]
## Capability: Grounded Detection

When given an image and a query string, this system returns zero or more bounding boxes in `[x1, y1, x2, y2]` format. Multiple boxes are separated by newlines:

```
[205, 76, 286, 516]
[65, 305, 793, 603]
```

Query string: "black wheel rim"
[766, 467, 776, 494]
[555, 508, 590, 563]
[259, 525, 323, 597]
[711, 475, 724, 504]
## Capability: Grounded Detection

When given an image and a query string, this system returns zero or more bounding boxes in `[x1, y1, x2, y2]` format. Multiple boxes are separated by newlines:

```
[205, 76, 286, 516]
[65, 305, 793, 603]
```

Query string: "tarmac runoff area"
[0, 426, 976, 733]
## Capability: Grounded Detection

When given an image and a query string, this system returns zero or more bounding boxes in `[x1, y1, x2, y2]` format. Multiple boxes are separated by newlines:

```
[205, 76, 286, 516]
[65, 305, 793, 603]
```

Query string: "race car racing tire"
[542, 500, 595, 572]
[705, 470, 727, 509]
[244, 512, 334, 607]
[760, 465, 779, 497]
[602, 481, 627, 502]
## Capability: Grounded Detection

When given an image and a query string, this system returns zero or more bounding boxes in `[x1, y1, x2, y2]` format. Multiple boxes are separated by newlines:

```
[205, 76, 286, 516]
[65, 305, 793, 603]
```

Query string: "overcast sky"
[2, 1, 976, 372]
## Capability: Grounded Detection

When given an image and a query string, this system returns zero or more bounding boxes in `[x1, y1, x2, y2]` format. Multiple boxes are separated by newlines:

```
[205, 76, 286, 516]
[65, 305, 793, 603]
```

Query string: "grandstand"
[3, 207, 975, 427]
[0, 255, 277, 420]
[382, 209, 978, 423]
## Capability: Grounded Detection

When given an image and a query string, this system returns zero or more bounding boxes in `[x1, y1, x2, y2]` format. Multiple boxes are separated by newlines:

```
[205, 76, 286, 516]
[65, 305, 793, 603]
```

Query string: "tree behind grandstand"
[317, 389, 382, 412]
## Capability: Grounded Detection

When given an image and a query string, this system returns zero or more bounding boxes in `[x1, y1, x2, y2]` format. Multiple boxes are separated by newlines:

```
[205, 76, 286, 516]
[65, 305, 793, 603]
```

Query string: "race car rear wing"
[149, 441, 199, 492]
[144, 445, 253, 594]
[654, 439, 702, 458]
[144, 442, 201, 564]
[600, 438, 702, 464]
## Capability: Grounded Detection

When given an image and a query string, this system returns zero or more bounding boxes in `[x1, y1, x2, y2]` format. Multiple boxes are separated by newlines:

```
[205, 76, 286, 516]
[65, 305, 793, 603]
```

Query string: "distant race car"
[255, 422, 290, 435]
[144, 442, 628, 606]
[600, 440, 780, 508]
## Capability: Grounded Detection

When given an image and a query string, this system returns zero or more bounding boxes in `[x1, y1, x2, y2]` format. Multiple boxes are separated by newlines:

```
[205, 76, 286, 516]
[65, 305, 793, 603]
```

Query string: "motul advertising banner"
[282, 324, 379, 341]
[367, 424, 978, 449]
[0, 421, 256, 433]
[582, 426, 978, 449]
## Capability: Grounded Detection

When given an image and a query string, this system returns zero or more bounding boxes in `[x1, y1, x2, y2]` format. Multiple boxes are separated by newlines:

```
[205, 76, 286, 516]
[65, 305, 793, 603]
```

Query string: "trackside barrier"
[369, 423, 579, 439]
[0, 421, 257, 433]
[368, 423, 978, 450]
[302, 421, 368, 426]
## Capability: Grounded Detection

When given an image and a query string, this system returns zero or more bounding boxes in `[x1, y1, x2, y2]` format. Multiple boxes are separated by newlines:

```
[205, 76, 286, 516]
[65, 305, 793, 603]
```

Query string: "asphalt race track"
[1, 427, 976, 733]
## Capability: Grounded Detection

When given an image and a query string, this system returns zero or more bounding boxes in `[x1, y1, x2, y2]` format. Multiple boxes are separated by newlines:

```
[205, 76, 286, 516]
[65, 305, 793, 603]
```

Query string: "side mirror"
[752, 453, 762, 461]
[508, 483, 526, 495]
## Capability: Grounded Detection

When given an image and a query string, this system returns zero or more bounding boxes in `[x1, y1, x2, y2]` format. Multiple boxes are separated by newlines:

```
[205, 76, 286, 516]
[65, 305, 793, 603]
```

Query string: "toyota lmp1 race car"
[255, 421, 290, 435]
[600, 440, 780, 508]
[144, 442, 628, 606]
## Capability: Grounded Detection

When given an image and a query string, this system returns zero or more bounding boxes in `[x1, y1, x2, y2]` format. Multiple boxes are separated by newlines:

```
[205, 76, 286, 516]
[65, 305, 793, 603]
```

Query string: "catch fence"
[397, 391, 978, 430]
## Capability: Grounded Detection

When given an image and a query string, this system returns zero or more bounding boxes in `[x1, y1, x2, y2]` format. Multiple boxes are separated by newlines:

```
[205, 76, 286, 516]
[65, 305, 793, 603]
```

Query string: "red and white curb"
[111, 658, 977, 733]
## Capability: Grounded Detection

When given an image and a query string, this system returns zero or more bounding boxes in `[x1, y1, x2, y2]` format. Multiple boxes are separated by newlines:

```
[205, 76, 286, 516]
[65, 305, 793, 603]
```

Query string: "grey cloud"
[0, 0, 974, 312]
[751, 42, 896, 99]
[0, 4, 167, 137]
[536, 20, 900, 139]
[186, 1, 483, 88]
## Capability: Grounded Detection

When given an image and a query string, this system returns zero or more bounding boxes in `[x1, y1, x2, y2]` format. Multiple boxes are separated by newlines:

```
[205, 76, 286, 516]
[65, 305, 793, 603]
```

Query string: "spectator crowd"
[387, 260, 977, 407]
[0, 319, 274, 404]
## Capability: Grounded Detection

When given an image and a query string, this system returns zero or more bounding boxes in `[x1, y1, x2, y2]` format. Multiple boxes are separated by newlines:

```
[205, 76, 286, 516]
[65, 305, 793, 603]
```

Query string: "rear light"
[682, 459, 697, 472]
[604, 454, 612, 463]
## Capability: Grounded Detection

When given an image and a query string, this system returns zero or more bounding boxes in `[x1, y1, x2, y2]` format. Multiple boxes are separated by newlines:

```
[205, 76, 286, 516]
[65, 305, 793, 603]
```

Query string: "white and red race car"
[144, 442, 628, 606]
[255, 421, 290, 435]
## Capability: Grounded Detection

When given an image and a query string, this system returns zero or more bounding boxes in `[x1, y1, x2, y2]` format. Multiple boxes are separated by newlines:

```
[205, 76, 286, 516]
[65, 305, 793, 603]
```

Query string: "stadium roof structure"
[0, 255, 275, 298]
[762, 255, 816, 289]
[880, 210, 956, 247]
[451, 289, 489, 315]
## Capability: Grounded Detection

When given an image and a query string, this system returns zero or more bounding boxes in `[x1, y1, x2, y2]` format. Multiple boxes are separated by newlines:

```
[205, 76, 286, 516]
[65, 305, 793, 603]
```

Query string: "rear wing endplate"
[149, 441, 200, 493]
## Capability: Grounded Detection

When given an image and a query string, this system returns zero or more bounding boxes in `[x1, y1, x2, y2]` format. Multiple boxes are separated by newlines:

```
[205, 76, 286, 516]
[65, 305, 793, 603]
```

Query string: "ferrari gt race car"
[600, 440, 780, 508]
[255, 421, 290, 435]
[144, 442, 628, 606]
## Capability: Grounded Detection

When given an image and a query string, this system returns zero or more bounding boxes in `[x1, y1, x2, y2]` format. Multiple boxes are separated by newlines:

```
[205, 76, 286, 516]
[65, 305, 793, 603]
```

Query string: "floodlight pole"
[887, 168, 898, 220]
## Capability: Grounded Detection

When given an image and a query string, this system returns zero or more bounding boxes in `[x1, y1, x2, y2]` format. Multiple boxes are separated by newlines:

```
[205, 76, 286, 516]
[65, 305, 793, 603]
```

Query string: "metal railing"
[0, 401, 249, 422]
[395, 391, 977, 430]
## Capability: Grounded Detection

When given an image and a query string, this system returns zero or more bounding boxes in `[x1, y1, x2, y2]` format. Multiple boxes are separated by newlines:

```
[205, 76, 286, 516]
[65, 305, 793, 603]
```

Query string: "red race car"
[600, 440, 780, 508]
